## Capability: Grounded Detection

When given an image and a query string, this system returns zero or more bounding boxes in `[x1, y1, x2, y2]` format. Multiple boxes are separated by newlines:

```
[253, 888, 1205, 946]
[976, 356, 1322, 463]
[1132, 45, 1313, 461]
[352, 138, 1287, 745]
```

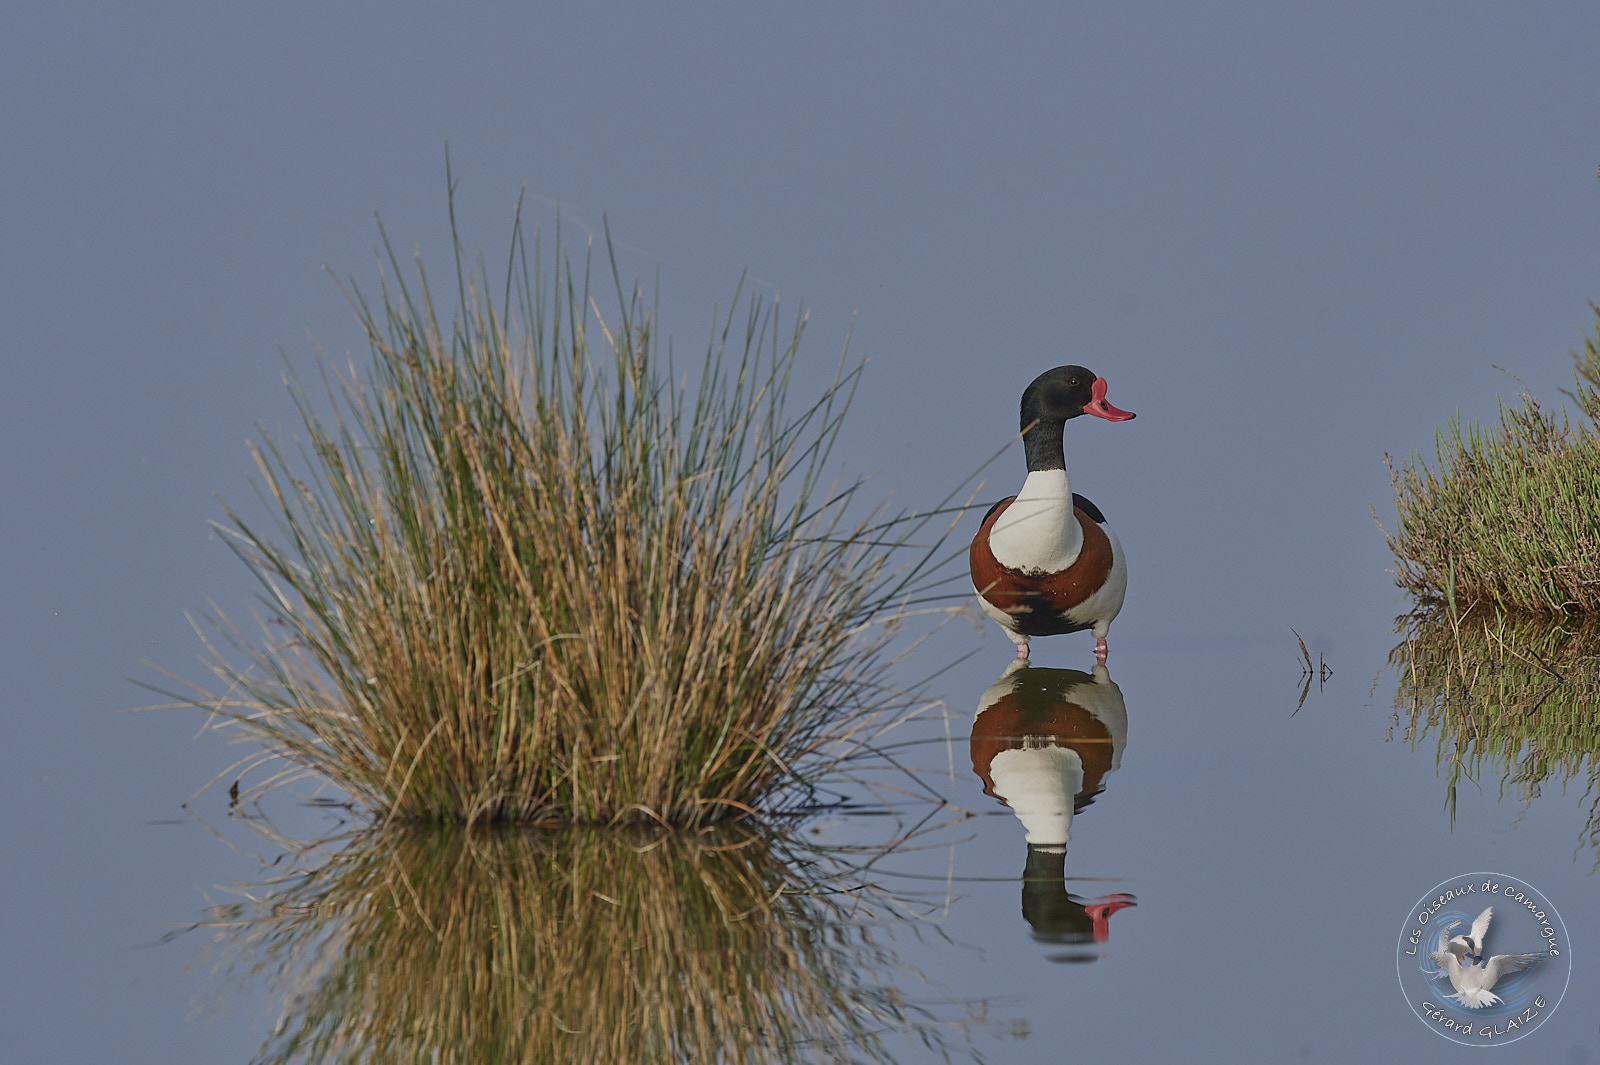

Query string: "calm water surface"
[26, 507, 1595, 1064]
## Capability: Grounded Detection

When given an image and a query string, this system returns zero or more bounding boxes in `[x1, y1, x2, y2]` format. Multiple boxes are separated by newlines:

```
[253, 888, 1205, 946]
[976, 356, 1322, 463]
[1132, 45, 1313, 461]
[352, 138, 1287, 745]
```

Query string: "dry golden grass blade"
[157, 189, 968, 825]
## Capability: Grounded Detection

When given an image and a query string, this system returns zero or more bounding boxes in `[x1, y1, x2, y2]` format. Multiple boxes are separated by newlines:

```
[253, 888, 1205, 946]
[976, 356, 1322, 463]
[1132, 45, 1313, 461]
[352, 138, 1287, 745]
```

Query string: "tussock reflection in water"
[1388, 608, 1600, 857]
[196, 824, 978, 1063]
[970, 661, 1136, 961]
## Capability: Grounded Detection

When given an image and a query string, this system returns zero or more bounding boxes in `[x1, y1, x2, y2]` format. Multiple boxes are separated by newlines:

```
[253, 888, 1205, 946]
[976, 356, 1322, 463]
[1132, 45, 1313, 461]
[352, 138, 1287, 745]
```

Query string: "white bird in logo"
[1447, 906, 1494, 962]
[1429, 926, 1542, 1009]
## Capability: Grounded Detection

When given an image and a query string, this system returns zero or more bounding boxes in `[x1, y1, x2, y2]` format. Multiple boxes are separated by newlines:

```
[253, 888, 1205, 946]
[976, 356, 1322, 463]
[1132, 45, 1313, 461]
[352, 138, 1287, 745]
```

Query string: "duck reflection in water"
[970, 659, 1136, 960]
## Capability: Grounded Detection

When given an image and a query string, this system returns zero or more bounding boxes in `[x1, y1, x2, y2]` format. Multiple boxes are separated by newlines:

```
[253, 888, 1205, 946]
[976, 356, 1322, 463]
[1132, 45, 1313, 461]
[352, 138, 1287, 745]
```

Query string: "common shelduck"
[970, 660, 1135, 946]
[969, 366, 1135, 663]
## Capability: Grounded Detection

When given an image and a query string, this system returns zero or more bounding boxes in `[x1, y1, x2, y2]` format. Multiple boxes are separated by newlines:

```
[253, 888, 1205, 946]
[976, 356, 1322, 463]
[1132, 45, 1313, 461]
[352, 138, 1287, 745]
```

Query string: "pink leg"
[1094, 636, 1108, 665]
[1015, 640, 1030, 660]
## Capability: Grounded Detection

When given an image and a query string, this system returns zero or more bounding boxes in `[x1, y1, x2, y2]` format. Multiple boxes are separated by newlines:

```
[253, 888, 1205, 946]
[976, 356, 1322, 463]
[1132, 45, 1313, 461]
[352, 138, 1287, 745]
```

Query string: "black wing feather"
[978, 497, 1012, 526]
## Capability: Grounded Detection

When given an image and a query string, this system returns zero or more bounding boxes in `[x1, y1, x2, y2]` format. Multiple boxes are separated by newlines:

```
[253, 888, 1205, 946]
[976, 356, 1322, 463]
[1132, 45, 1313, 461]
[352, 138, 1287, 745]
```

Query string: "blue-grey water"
[4, 4, 1599, 1061]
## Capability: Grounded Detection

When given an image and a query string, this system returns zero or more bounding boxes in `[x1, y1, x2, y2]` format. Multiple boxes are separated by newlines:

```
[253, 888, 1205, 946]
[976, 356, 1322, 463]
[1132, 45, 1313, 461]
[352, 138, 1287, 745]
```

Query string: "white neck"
[989, 469, 1083, 572]
[989, 746, 1083, 846]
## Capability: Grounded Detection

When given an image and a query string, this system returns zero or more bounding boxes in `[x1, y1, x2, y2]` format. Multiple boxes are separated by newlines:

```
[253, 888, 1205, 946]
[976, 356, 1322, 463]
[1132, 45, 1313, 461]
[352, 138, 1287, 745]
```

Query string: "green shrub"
[1383, 305, 1600, 612]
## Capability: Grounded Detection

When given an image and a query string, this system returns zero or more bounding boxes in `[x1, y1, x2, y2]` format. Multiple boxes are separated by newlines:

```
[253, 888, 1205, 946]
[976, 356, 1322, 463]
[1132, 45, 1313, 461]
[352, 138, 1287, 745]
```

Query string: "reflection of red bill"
[1083, 894, 1137, 942]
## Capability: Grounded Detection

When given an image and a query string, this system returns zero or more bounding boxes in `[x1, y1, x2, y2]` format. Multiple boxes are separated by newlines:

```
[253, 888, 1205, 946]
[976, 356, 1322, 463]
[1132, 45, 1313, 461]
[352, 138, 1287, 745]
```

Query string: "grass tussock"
[162, 200, 959, 825]
[1383, 305, 1600, 612]
[1387, 606, 1600, 858]
[199, 825, 973, 1064]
